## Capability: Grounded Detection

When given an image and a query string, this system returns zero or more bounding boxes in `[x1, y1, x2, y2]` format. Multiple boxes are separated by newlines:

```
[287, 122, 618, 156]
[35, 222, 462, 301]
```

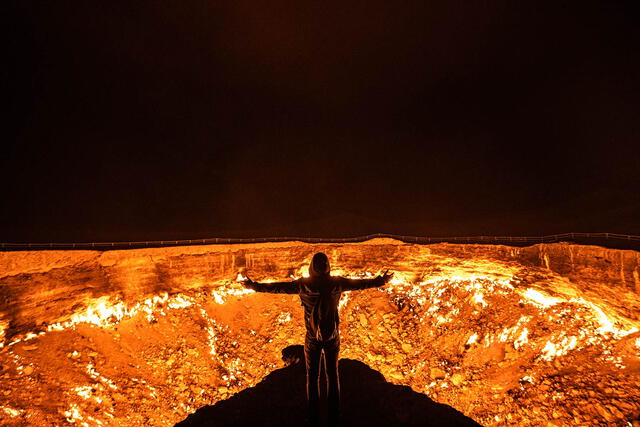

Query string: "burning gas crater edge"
[1, 238, 639, 426]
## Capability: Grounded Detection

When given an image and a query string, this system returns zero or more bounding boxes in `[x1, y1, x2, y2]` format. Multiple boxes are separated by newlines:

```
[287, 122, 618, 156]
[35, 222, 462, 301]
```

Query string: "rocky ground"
[177, 344, 480, 427]
[1, 239, 639, 426]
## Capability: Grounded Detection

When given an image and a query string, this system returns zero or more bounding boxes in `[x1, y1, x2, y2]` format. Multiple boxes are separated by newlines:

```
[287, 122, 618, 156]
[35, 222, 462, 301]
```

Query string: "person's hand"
[241, 274, 255, 289]
[381, 269, 394, 283]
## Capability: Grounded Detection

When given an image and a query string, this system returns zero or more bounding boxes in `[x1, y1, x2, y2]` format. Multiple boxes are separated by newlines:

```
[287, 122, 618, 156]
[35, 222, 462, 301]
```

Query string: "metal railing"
[1, 232, 639, 251]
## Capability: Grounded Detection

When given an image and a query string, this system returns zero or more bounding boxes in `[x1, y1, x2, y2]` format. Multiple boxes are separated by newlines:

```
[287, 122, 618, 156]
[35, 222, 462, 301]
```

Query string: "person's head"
[309, 252, 330, 277]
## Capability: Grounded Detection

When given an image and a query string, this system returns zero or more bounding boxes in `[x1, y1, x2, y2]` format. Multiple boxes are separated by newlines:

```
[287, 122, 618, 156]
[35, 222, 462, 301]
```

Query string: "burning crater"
[1, 238, 639, 426]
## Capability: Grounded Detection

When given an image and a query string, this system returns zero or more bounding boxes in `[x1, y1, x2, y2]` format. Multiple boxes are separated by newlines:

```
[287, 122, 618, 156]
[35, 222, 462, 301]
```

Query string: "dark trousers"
[304, 333, 340, 424]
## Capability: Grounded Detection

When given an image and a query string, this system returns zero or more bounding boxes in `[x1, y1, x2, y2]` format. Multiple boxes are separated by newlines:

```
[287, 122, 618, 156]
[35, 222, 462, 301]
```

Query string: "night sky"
[4, 2, 639, 242]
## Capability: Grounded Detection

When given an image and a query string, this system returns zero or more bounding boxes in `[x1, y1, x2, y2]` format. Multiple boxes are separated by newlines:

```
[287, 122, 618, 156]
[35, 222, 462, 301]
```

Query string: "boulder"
[430, 367, 446, 380]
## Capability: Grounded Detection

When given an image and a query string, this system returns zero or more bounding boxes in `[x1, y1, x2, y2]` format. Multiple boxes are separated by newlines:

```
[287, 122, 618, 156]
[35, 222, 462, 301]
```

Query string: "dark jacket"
[246, 274, 386, 340]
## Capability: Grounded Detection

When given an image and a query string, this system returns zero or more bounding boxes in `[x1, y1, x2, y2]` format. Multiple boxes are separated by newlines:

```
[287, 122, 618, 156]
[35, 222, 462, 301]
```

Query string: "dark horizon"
[4, 1, 639, 243]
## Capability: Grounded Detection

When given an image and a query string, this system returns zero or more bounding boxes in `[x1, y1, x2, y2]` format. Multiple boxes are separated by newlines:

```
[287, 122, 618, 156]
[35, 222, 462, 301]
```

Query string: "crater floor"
[1, 238, 639, 426]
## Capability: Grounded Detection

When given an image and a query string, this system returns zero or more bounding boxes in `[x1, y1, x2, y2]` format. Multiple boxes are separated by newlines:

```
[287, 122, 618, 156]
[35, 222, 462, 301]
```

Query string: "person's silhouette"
[241, 252, 393, 426]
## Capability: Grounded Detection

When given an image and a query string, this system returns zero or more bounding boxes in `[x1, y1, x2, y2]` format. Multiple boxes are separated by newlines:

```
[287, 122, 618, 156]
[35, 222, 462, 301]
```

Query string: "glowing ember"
[521, 289, 563, 308]
[466, 333, 479, 345]
[0, 238, 639, 426]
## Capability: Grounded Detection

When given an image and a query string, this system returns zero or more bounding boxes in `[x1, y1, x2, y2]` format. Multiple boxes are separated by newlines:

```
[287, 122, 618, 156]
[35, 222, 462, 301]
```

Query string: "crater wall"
[1, 239, 639, 426]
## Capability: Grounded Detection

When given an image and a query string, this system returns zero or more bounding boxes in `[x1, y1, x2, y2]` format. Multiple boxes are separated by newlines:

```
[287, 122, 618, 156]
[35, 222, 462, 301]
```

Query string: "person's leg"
[304, 334, 322, 425]
[323, 336, 341, 425]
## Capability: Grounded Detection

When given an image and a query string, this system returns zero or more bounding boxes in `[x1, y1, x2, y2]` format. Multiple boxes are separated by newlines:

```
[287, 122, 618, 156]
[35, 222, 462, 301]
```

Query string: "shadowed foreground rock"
[176, 345, 480, 427]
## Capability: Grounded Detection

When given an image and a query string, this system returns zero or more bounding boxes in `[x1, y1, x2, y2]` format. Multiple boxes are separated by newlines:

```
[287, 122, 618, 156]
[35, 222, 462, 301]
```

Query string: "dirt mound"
[177, 345, 479, 426]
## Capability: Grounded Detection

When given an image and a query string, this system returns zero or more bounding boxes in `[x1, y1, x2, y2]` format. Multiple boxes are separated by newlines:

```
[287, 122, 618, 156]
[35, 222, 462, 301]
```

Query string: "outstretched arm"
[340, 270, 394, 291]
[241, 275, 299, 294]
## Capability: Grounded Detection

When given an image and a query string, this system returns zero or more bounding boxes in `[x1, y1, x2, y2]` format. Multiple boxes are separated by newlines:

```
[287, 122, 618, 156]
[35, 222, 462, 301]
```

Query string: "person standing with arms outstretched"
[241, 252, 393, 426]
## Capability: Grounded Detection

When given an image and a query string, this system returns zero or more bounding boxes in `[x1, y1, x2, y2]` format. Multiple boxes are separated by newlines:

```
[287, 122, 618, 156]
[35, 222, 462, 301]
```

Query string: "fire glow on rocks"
[1, 238, 640, 426]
